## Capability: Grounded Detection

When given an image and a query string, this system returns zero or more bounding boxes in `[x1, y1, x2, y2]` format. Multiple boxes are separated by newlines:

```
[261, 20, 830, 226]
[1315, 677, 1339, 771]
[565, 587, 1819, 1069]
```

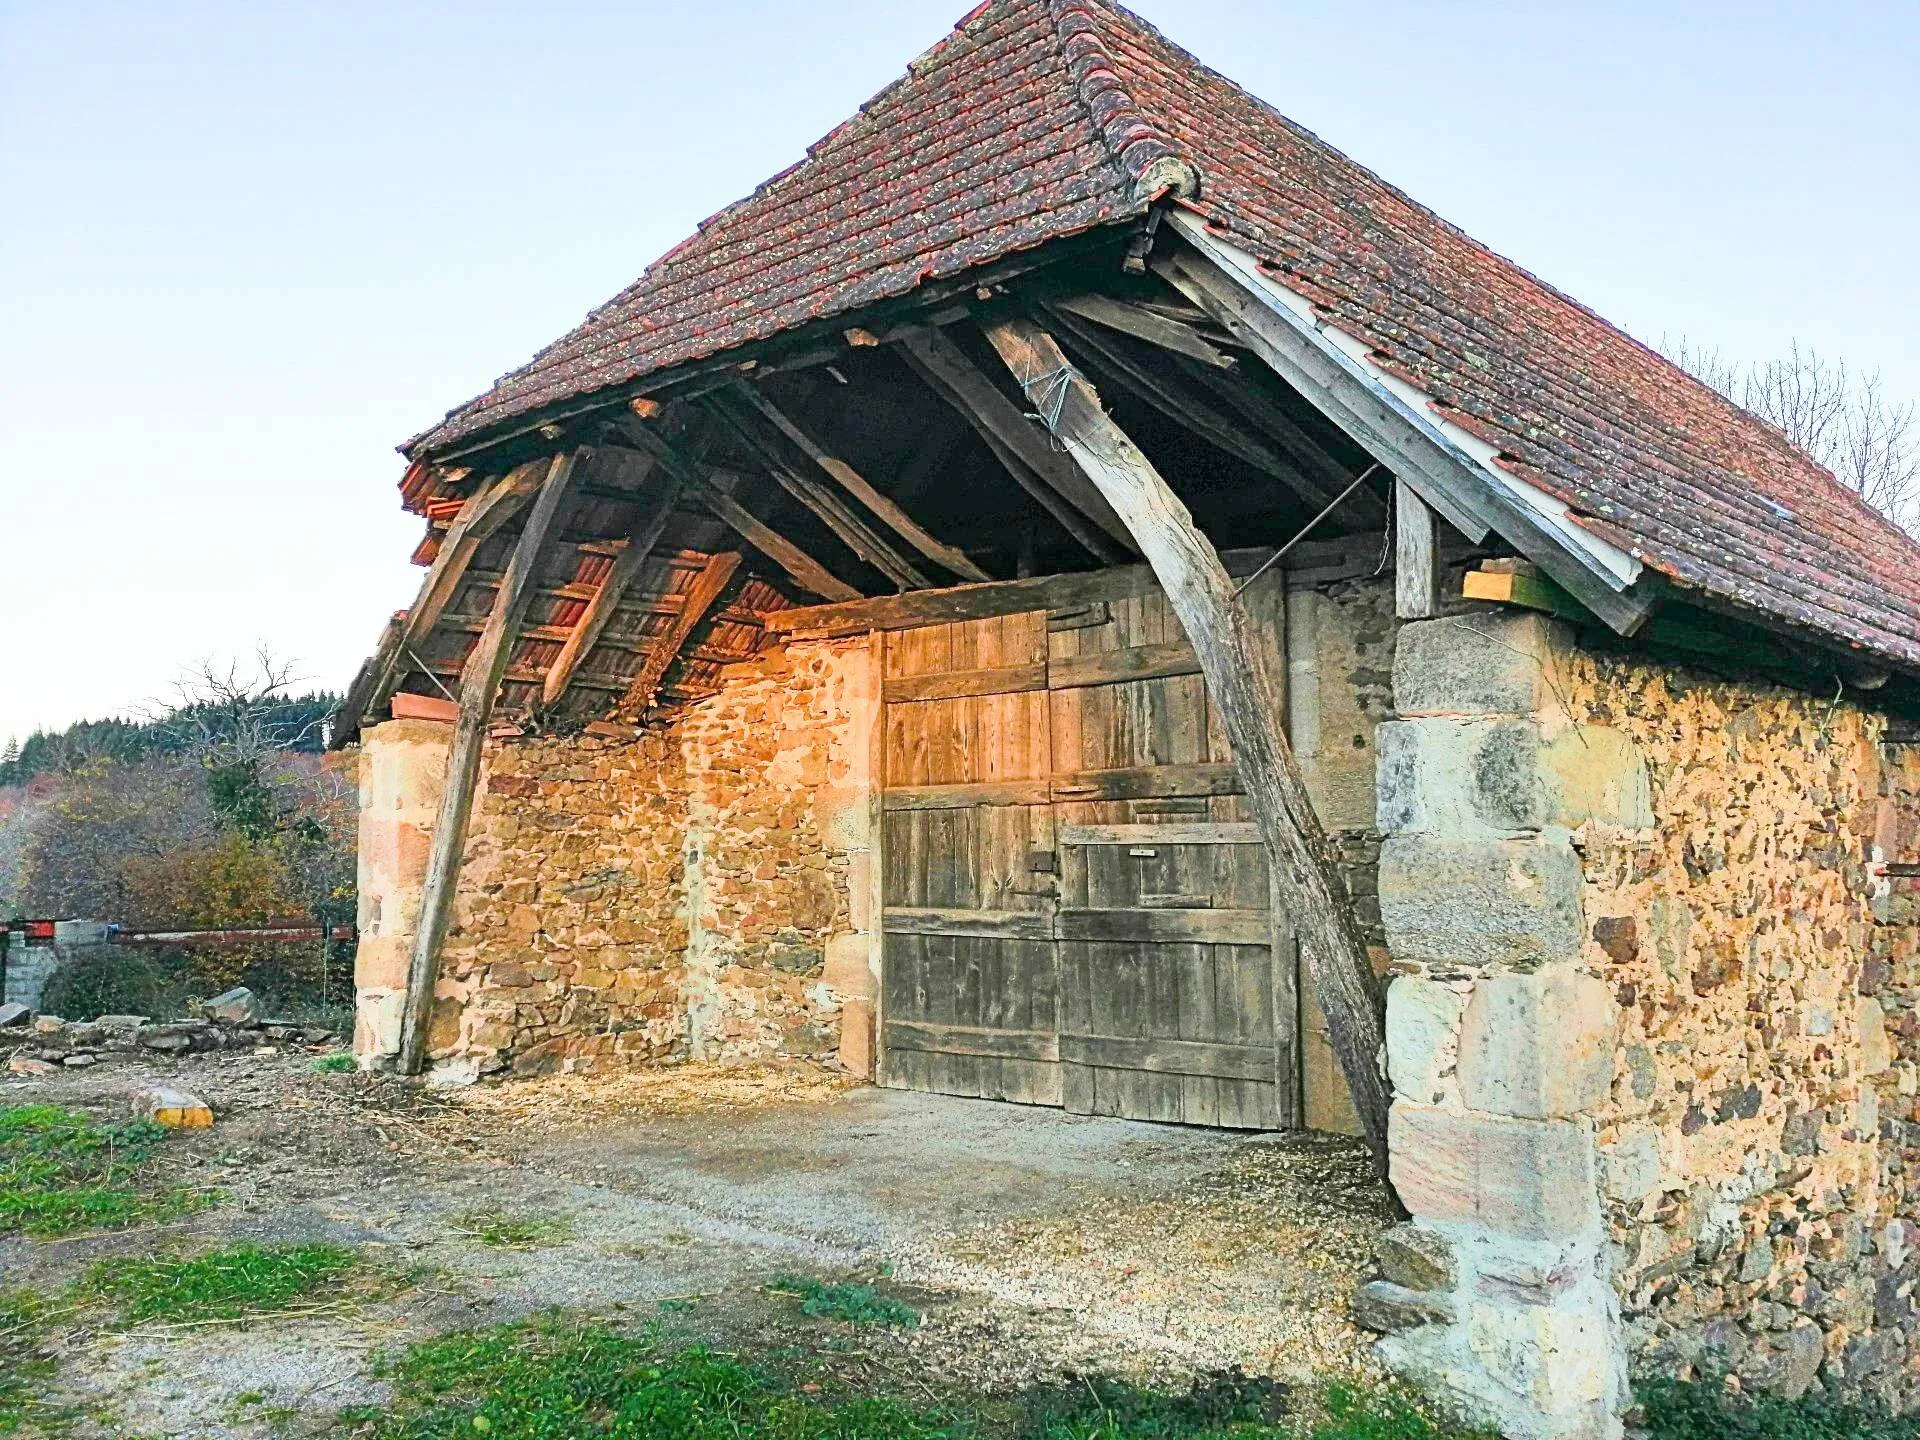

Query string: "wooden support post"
[731, 383, 991, 582]
[614, 421, 861, 602]
[982, 316, 1394, 1178]
[542, 473, 684, 706]
[1395, 479, 1439, 620]
[396, 449, 581, 1076]
[617, 551, 743, 714]
[894, 328, 1136, 551]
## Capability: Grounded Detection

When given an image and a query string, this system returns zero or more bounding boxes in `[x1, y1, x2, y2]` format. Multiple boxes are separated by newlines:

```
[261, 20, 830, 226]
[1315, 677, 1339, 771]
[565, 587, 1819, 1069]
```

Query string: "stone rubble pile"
[0, 988, 336, 1076]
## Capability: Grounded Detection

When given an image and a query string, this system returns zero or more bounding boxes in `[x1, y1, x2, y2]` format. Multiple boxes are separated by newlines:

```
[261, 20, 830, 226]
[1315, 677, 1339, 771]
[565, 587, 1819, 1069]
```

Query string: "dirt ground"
[1, 1045, 1395, 1437]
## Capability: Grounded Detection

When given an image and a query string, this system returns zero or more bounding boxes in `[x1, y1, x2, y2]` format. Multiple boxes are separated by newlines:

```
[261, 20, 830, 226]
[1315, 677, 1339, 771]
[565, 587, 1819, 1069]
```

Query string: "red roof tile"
[409, 0, 1920, 675]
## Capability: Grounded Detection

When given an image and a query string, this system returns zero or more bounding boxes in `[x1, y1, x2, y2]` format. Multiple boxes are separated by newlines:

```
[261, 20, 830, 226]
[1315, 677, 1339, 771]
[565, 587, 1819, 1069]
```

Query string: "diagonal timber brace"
[982, 315, 1395, 1179]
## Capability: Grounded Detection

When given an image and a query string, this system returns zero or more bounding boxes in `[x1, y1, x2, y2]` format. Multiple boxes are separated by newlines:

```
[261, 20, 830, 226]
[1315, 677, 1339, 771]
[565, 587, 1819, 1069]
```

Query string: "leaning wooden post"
[983, 317, 1394, 1178]
[396, 449, 582, 1075]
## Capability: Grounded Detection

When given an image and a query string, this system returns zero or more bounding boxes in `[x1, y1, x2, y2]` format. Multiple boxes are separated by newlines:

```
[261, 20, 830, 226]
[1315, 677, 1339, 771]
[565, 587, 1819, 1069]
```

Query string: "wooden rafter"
[542, 474, 686, 707]
[893, 327, 1135, 552]
[613, 420, 860, 602]
[1044, 305, 1347, 509]
[704, 391, 929, 589]
[1172, 356, 1371, 511]
[980, 315, 1394, 1179]
[617, 551, 743, 714]
[1052, 292, 1236, 369]
[366, 459, 551, 716]
[731, 381, 990, 582]
[398, 449, 582, 1075]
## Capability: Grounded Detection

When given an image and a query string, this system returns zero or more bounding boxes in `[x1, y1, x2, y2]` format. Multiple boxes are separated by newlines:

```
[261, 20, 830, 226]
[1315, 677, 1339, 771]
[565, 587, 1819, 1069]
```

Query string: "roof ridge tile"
[1045, 0, 1197, 201]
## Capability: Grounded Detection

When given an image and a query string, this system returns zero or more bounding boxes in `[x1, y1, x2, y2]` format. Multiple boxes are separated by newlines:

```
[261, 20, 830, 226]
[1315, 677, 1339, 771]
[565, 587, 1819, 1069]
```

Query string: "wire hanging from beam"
[1233, 462, 1383, 597]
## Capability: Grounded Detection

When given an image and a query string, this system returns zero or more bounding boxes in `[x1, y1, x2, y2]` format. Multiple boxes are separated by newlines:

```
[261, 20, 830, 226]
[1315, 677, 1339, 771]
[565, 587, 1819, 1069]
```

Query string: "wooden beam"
[981, 315, 1394, 1180]
[703, 393, 929, 589]
[397, 449, 581, 1075]
[367, 461, 550, 715]
[613, 421, 860, 602]
[330, 612, 405, 747]
[730, 382, 990, 582]
[1172, 357, 1370, 508]
[894, 328, 1137, 551]
[1154, 219, 1654, 635]
[1395, 479, 1439, 620]
[1052, 292, 1236, 369]
[1046, 305, 1346, 508]
[617, 551, 743, 714]
[542, 475, 685, 706]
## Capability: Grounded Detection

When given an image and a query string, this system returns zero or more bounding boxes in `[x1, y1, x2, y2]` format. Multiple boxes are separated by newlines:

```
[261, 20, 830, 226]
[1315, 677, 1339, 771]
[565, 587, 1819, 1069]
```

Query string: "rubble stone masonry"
[1363, 609, 1920, 1436]
[354, 635, 880, 1081]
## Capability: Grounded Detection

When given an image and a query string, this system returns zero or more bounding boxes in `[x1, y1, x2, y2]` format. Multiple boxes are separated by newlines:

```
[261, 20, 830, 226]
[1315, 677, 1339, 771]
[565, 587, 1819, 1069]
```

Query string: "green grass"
[0, 1289, 74, 1437]
[1637, 1377, 1920, 1439]
[84, 1243, 358, 1326]
[311, 1054, 358, 1074]
[0, 1105, 210, 1238]
[349, 1315, 1491, 1440]
[766, 1275, 920, 1329]
[449, 1209, 573, 1250]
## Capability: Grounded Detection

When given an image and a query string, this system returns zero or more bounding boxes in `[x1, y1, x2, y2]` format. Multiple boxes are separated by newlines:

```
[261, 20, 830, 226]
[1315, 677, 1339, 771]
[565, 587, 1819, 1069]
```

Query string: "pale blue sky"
[2, 1, 1915, 750]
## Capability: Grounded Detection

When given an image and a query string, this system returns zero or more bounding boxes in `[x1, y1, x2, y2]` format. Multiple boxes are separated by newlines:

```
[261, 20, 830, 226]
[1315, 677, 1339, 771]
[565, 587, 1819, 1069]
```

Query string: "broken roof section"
[407, 0, 1920, 677]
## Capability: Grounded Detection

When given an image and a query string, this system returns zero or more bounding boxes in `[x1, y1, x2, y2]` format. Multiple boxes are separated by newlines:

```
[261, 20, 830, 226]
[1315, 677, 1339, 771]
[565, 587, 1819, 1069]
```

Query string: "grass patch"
[0, 1289, 70, 1436]
[449, 1208, 573, 1250]
[311, 1054, 357, 1074]
[767, 1275, 920, 1329]
[1637, 1376, 1920, 1439]
[0, 1105, 210, 1238]
[351, 1314, 1491, 1440]
[84, 1243, 358, 1327]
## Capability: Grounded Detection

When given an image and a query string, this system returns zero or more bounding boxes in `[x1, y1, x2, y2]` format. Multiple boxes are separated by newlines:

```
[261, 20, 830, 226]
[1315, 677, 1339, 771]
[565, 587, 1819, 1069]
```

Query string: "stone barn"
[331, 3, 1920, 1434]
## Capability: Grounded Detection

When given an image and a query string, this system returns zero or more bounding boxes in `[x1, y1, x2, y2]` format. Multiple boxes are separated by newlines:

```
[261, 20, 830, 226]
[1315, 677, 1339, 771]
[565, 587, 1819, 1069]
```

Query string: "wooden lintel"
[981, 314, 1393, 1180]
[397, 449, 582, 1076]
[894, 328, 1136, 552]
[613, 422, 860, 602]
[618, 551, 744, 714]
[543, 475, 684, 707]
[730, 382, 989, 582]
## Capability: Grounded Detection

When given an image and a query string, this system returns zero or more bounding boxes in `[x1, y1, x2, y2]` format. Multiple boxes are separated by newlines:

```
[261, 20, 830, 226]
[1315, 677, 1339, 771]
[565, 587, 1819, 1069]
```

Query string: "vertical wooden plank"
[1395, 478, 1439, 620]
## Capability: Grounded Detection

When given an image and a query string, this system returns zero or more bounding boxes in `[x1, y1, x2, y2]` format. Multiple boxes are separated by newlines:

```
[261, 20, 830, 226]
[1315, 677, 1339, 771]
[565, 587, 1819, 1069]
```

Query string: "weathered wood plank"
[1051, 763, 1241, 803]
[615, 551, 742, 713]
[1059, 1033, 1275, 1083]
[1395, 478, 1439, 620]
[882, 780, 1054, 812]
[398, 449, 581, 1075]
[1048, 639, 1199, 690]
[1056, 908, 1271, 945]
[883, 662, 1048, 704]
[1052, 293, 1236, 369]
[542, 477, 684, 706]
[732, 382, 990, 582]
[882, 908, 1055, 941]
[1057, 822, 1262, 846]
[885, 1020, 1060, 1062]
[982, 314, 1393, 1178]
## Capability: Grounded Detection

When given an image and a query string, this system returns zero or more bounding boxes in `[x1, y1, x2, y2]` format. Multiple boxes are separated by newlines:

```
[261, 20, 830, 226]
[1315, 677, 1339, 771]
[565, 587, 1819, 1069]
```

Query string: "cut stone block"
[1541, 725, 1654, 830]
[1352, 1280, 1455, 1333]
[6, 1055, 56, 1076]
[1389, 1103, 1600, 1242]
[1379, 835, 1585, 966]
[1376, 719, 1549, 837]
[134, 1086, 214, 1128]
[1386, 976, 1465, 1105]
[1457, 967, 1618, 1120]
[1377, 1222, 1457, 1292]
[1392, 612, 1569, 719]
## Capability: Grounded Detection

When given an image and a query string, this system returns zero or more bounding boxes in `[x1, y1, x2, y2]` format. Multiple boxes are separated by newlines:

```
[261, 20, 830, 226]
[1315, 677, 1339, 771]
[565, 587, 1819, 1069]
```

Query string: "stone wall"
[353, 637, 880, 1081]
[1362, 609, 1920, 1436]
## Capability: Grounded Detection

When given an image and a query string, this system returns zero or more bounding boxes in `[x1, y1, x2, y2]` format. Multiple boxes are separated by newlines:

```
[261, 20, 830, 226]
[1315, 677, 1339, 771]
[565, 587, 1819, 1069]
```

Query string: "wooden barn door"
[877, 577, 1299, 1130]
